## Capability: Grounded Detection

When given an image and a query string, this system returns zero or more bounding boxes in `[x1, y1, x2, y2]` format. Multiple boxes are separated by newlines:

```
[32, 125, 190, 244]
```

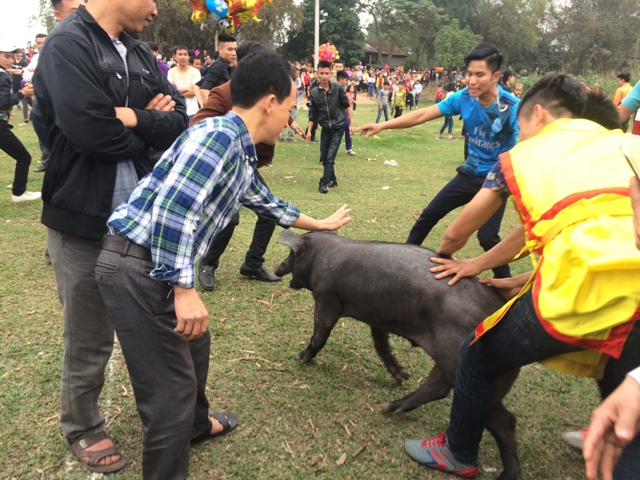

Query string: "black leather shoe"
[327, 180, 338, 188]
[239, 264, 281, 282]
[319, 184, 328, 194]
[33, 165, 47, 173]
[199, 265, 216, 290]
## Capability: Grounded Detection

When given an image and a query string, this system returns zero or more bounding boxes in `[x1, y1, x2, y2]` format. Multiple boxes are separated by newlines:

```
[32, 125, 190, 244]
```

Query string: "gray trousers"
[95, 248, 211, 480]
[47, 229, 113, 444]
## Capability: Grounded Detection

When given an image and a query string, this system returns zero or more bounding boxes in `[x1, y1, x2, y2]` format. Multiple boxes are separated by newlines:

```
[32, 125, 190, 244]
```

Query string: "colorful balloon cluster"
[188, 0, 274, 32]
[318, 43, 340, 63]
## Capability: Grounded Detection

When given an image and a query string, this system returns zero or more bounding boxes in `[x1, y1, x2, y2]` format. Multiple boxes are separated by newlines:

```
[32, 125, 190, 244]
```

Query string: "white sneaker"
[562, 429, 586, 451]
[11, 191, 41, 203]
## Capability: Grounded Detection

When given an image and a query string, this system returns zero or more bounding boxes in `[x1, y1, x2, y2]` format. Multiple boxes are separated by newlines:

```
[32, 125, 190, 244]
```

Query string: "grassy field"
[0, 102, 599, 479]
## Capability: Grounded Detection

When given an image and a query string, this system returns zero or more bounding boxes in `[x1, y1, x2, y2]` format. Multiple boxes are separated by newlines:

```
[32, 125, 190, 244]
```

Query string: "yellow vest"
[474, 119, 640, 378]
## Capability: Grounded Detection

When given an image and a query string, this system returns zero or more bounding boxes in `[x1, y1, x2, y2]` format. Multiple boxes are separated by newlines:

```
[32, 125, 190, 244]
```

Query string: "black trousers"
[0, 121, 32, 196]
[406, 166, 510, 278]
[201, 169, 277, 269]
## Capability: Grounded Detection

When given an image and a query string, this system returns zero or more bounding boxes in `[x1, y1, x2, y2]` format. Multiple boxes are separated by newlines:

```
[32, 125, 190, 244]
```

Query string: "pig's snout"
[274, 256, 292, 277]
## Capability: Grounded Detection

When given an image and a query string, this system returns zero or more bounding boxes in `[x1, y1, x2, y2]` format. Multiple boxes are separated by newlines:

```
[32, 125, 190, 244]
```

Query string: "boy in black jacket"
[306, 60, 354, 193]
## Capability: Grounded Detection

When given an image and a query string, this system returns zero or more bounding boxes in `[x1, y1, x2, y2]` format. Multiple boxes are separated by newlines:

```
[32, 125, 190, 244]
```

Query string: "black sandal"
[191, 412, 238, 445]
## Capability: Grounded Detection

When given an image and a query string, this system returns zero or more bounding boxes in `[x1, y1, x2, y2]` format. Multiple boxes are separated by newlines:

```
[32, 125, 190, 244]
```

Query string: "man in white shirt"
[168, 45, 201, 120]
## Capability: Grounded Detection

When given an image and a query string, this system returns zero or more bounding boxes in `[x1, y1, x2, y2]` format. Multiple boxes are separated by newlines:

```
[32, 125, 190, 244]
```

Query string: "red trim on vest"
[531, 257, 638, 358]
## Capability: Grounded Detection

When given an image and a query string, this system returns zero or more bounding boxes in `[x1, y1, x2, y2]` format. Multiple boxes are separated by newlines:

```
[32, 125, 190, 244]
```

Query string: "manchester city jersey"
[437, 85, 519, 176]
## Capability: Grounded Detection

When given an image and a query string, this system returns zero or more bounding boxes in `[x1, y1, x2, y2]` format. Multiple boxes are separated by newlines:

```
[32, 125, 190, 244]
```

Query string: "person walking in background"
[306, 60, 354, 194]
[436, 85, 455, 139]
[376, 81, 390, 123]
[0, 43, 39, 203]
[393, 81, 406, 118]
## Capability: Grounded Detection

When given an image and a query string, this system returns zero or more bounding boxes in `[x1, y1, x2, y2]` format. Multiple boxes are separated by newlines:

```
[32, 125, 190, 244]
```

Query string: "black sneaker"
[319, 184, 328, 194]
[33, 165, 47, 173]
[327, 180, 338, 188]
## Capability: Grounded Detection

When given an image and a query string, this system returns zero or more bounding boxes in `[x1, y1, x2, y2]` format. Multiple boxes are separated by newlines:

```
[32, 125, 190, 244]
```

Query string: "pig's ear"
[278, 229, 303, 252]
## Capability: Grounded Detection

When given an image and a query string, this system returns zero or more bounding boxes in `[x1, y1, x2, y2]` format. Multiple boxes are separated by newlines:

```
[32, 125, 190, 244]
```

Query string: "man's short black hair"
[236, 41, 264, 61]
[502, 69, 514, 84]
[336, 70, 349, 81]
[617, 73, 631, 83]
[334, 59, 345, 66]
[189, 56, 201, 65]
[36, 33, 48, 40]
[464, 42, 503, 73]
[517, 73, 587, 119]
[583, 91, 621, 130]
[218, 33, 236, 44]
[51, 0, 62, 8]
[317, 60, 331, 70]
[231, 52, 294, 109]
[173, 45, 189, 55]
[146, 41, 159, 53]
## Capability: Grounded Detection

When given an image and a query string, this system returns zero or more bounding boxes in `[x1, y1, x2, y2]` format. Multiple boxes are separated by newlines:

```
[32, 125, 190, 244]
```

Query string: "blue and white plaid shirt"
[108, 111, 300, 288]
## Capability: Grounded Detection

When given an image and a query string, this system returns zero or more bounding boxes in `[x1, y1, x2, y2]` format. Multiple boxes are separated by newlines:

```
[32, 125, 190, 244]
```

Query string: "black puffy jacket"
[34, 6, 188, 239]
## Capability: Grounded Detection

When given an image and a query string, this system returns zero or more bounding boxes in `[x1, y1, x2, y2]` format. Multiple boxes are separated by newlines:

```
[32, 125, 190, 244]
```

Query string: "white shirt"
[168, 66, 201, 116]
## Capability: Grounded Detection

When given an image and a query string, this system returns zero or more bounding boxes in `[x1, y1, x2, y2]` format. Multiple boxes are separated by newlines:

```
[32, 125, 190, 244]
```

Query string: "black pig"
[275, 230, 522, 480]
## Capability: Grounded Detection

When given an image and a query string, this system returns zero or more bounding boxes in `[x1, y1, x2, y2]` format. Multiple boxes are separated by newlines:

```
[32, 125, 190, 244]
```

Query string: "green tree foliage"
[362, 0, 446, 69]
[434, 19, 481, 70]
[36, 0, 56, 32]
[280, 0, 365, 65]
[549, 0, 640, 73]
[140, 0, 218, 58]
[469, 0, 549, 67]
[394, 0, 447, 69]
[360, 0, 395, 64]
[235, 0, 303, 48]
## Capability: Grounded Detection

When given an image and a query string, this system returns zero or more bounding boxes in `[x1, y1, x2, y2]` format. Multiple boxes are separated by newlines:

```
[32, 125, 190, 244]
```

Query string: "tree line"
[37, 0, 640, 74]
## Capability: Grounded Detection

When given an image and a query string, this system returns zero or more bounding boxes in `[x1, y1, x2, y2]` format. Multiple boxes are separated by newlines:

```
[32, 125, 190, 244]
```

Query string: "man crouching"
[95, 51, 351, 479]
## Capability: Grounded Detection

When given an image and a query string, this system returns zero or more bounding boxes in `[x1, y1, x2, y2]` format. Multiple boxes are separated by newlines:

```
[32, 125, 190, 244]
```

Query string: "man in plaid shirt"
[95, 51, 351, 479]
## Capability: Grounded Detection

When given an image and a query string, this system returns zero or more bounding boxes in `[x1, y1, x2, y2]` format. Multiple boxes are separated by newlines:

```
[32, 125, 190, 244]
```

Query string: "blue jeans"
[376, 105, 388, 123]
[368, 84, 374, 97]
[406, 167, 510, 278]
[445, 289, 640, 479]
[343, 113, 352, 151]
[439, 115, 453, 135]
[319, 128, 343, 187]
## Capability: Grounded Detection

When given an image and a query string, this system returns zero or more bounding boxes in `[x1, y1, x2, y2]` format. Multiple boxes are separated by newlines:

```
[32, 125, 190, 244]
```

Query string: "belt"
[102, 235, 152, 262]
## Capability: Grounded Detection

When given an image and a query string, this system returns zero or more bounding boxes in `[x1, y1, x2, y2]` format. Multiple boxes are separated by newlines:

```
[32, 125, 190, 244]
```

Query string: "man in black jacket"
[198, 33, 237, 103]
[34, 0, 188, 473]
[305, 60, 354, 193]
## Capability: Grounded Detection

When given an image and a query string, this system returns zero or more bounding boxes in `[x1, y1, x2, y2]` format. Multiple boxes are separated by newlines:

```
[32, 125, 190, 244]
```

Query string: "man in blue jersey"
[357, 43, 518, 278]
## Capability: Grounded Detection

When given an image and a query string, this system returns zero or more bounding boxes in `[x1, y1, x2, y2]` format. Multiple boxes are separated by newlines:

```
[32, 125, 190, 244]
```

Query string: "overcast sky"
[4, 0, 48, 49]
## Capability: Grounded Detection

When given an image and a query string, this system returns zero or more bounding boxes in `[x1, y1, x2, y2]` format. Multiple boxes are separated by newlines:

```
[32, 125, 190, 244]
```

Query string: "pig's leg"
[383, 364, 451, 413]
[298, 300, 341, 363]
[371, 328, 409, 383]
[486, 401, 521, 480]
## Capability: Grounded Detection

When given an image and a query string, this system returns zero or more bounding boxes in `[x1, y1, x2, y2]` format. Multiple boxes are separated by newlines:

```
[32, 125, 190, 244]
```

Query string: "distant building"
[362, 42, 409, 69]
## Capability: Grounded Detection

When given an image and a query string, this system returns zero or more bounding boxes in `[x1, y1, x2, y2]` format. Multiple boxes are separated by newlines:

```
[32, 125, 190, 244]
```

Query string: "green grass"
[0, 102, 598, 479]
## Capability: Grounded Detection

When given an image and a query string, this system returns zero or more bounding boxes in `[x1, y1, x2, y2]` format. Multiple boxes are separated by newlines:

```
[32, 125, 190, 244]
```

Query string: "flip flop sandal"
[191, 412, 239, 445]
[69, 431, 126, 474]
